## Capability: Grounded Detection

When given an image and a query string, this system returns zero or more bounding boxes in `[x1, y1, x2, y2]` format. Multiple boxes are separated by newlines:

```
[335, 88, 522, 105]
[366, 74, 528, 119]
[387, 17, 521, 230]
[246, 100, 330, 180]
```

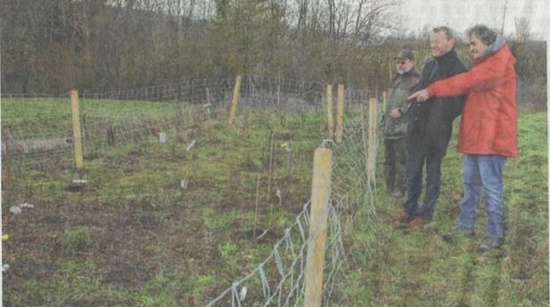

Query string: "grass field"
[346, 111, 549, 306]
[1, 97, 175, 138]
[1, 98, 548, 306]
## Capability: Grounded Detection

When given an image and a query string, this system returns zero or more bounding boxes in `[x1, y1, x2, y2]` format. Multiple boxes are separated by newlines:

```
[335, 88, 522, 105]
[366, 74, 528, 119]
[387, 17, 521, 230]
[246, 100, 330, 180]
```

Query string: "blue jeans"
[459, 154, 507, 239]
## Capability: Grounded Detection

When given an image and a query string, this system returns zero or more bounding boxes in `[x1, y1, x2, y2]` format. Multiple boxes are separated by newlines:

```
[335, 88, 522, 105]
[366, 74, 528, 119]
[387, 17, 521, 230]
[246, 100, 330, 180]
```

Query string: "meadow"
[1, 95, 548, 306]
[344, 110, 549, 306]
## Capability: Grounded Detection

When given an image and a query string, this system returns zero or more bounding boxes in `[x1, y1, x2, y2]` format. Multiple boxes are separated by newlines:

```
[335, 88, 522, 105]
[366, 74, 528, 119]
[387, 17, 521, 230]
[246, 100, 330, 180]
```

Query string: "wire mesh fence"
[1, 74, 382, 305]
[2, 75, 380, 174]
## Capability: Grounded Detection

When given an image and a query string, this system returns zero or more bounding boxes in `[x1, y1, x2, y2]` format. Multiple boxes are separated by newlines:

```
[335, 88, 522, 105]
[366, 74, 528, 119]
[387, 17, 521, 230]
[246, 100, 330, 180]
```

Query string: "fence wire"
[205, 88, 381, 306]
[1, 74, 382, 306]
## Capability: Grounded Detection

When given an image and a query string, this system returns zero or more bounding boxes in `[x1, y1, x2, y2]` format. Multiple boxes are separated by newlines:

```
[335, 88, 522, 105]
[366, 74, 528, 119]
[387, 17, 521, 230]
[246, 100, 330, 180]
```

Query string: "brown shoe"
[397, 212, 413, 224]
[408, 216, 430, 228]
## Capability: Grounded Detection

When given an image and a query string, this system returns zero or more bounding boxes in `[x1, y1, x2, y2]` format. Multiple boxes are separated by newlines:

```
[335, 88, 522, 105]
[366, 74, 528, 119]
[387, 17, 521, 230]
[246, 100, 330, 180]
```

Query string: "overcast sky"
[394, 0, 549, 40]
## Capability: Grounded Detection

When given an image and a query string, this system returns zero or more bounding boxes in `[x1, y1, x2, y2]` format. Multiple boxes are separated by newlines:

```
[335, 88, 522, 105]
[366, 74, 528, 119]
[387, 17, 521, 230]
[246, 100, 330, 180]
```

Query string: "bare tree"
[514, 17, 533, 42]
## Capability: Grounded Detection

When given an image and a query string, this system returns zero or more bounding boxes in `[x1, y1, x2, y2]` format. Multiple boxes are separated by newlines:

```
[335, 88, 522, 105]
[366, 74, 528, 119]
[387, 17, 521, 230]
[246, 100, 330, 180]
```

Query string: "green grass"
[3, 103, 326, 306]
[1, 96, 177, 137]
[346, 111, 548, 306]
[2, 97, 547, 306]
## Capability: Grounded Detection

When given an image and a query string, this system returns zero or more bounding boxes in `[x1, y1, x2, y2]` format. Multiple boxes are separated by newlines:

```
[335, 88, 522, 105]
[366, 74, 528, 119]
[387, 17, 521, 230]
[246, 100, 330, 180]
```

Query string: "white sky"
[394, 0, 550, 40]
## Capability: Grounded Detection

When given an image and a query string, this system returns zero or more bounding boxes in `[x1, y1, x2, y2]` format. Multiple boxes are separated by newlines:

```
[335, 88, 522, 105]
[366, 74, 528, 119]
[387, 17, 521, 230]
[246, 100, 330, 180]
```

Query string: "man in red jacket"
[408, 24, 517, 252]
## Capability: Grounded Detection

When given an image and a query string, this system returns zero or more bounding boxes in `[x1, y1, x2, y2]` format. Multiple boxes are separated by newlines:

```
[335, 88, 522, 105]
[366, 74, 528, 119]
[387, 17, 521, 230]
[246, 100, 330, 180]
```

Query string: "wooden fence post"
[276, 83, 281, 111]
[367, 98, 378, 182]
[205, 87, 211, 120]
[267, 132, 275, 200]
[304, 147, 333, 307]
[70, 90, 83, 170]
[335, 84, 344, 143]
[229, 75, 242, 124]
[2, 128, 13, 204]
[382, 91, 387, 114]
[326, 85, 334, 139]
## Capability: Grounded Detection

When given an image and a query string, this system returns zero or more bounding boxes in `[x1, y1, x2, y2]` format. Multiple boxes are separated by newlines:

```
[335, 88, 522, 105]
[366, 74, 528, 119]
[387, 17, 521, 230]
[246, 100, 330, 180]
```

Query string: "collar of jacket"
[434, 48, 458, 64]
[402, 68, 419, 77]
[392, 67, 419, 82]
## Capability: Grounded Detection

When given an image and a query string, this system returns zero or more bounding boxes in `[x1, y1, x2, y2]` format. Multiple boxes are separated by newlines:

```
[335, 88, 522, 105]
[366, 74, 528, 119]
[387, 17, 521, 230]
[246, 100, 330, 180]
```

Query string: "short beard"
[396, 66, 409, 75]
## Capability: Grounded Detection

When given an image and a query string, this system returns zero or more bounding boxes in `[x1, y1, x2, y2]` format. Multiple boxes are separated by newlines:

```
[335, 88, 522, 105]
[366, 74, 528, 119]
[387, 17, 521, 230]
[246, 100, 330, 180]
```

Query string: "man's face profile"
[430, 31, 455, 58]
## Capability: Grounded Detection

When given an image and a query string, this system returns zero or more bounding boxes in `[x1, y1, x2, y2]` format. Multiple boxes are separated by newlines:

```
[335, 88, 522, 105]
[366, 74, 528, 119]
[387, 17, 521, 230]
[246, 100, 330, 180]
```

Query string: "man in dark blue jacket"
[398, 26, 466, 228]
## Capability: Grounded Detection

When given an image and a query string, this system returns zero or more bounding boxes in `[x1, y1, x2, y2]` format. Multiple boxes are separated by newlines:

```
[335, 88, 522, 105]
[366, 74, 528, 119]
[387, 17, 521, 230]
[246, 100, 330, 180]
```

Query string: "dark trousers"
[404, 142, 444, 219]
[383, 138, 407, 193]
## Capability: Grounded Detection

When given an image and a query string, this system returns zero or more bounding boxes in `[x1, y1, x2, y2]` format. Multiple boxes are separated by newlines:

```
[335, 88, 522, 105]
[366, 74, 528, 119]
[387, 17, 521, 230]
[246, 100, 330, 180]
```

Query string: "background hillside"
[1, 0, 546, 108]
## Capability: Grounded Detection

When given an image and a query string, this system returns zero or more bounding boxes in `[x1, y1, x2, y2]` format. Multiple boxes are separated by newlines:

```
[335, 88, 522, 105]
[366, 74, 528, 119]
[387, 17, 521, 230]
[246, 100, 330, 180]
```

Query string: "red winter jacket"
[427, 38, 518, 157]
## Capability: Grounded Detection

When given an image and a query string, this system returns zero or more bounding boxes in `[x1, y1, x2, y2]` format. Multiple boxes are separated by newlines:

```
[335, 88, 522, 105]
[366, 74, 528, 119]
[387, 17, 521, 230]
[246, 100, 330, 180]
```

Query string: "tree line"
[1, 0, 546, 105]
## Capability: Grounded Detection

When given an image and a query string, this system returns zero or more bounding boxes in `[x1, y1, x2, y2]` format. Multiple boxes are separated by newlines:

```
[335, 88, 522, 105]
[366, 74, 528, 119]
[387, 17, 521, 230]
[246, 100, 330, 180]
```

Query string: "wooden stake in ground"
[326, 85, 334, 139]
[253, 173, 261, 240]
[367, 98, 377, 182]
[304, 147, 333, 307]
[70, 90, 83, 170]
[229, 75, 242, 124]
[276, 83, 281, 111]
[360, 99, 369, 176]
[335, 84, 344, 143]
[2, 129, 13, 204]
[382, 91, 387, 115]
[205, 87, 211, 120]
[267, 132, 275, 200]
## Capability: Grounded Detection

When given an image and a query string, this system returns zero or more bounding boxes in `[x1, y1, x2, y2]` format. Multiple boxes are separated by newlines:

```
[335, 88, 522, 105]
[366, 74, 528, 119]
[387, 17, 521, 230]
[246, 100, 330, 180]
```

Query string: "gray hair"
[432, 26, 456, 40]
[467, 24, 497, 46]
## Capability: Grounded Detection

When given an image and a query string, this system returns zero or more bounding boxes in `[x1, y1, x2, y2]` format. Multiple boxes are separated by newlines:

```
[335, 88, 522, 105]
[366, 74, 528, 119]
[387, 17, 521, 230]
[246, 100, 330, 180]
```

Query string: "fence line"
[2, 74, 380, 172]
[205, 113, 379, 305]
[1, 74, 382, 305]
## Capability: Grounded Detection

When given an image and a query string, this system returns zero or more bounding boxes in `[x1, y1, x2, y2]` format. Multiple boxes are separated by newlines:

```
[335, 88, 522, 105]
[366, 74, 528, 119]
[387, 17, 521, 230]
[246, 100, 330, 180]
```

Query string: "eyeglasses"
[396, 60, 407, 65]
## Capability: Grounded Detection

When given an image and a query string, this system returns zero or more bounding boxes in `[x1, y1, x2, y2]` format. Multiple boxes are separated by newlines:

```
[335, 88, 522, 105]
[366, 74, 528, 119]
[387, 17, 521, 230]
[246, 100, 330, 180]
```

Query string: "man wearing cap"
[398, 26, 466, 228]
[381, 49, 420, 198]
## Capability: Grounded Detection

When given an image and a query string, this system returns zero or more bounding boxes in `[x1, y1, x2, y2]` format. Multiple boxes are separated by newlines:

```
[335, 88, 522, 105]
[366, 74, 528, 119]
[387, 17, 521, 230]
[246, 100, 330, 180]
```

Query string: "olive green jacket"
[381, 69, 420, 139]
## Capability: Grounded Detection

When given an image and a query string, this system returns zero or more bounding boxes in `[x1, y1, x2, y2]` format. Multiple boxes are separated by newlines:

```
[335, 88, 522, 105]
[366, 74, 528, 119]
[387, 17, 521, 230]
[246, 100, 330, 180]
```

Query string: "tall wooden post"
[304, 147, 333, 307]
[382, 91, 387, 114]
[205, 87, 212, 120]
[267, 132, 275, 200]
[367, 98, 378, 182]
[70, 90, 83, 170]
[276, 84, 281, 111]
[229, 75, 242, 124]
[205, 87, 211, 105]
[326, 85, 334, 139]
[3, 129, 13, 205]
[335, 84, 344, 144]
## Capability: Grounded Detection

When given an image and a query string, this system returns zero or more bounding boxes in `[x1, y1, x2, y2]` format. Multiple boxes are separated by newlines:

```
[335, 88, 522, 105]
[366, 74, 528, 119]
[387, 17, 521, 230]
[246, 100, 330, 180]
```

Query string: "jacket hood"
[474, 34, 510, 64]
[484, 34, 506, 57]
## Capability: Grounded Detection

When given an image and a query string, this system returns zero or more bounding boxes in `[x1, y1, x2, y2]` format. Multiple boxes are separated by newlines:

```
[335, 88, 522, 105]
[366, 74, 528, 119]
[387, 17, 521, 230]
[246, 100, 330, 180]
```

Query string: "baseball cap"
[394, 49, 415, 61]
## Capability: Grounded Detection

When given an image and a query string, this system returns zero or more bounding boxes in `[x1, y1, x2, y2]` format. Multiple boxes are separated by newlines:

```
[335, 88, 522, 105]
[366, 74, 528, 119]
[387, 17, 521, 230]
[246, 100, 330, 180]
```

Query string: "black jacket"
[407, 49, 466, 156]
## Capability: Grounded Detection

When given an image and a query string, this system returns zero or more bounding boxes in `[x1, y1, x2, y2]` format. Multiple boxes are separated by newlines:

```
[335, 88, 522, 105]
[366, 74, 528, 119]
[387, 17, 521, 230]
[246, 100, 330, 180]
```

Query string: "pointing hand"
[408, 89, 430, 102]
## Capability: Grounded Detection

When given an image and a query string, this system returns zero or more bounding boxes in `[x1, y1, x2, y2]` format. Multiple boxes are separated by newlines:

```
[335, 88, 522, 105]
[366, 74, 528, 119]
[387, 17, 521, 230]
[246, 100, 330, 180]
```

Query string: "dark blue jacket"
[407, 49, 466, 156]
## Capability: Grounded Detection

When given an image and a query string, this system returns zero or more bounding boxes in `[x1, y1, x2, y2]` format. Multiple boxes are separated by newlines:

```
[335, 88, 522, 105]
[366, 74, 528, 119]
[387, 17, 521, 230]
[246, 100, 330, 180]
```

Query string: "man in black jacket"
[398, 26, 466, 228]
